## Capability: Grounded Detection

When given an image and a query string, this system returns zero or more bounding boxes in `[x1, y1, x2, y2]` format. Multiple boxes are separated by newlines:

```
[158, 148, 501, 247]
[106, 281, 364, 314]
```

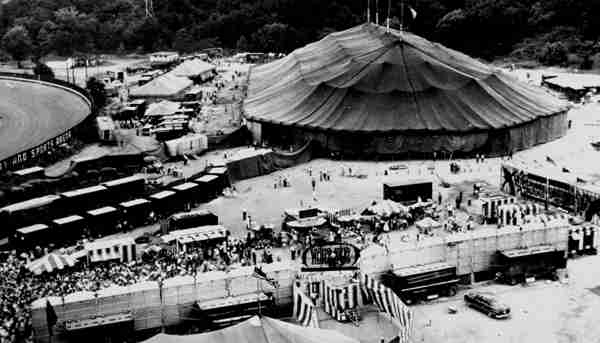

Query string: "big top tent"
[244, 23, 569, 156]
[140, 316, 359, 343]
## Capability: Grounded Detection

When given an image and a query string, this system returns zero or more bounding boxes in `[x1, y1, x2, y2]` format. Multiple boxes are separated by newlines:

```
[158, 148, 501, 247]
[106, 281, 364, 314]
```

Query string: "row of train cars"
[0, 166, 230, 250]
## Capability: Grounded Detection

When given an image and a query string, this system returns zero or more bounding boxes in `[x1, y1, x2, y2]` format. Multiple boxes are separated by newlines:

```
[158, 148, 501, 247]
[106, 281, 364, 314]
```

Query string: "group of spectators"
[0, 225, 284, 343]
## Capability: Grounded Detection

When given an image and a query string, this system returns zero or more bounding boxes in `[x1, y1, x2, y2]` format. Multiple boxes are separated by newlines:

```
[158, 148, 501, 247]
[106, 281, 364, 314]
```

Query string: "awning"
[26, 253, 76, 275]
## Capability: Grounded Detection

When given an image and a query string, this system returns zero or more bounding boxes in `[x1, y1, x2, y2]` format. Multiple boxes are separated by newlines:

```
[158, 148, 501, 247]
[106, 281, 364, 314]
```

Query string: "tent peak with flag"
[244, 23, 569, 155]
[140, 316, 359, 343]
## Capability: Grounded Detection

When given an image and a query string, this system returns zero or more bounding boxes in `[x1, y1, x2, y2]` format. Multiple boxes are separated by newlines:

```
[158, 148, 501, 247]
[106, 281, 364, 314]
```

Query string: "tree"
[1, 25, 32, 68]
[86, 77, 107, 111]
[236, 35, 249, 52]
[33, 62, 55, 79]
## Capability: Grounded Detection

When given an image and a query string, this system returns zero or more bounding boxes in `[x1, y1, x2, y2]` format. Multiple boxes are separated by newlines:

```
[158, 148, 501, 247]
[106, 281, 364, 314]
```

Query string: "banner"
[362, 274, 413, 343]
[293, 283, 319, 328]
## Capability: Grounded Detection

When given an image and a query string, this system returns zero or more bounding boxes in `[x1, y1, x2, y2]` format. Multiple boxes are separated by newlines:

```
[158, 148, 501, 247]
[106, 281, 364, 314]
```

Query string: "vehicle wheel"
[448, 287, 457, 297]
[488, 311, 494, 318]
[404, 298, 413, 305]
[509, 278, 517, 286]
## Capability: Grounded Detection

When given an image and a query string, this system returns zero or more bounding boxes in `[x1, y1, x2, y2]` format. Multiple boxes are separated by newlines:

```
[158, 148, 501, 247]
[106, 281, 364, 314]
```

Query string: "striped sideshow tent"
[293, 283, 319, 328]
[323, 281, 363, 321]
[26, 253, 77, 275]
[362, 274, 414, 343]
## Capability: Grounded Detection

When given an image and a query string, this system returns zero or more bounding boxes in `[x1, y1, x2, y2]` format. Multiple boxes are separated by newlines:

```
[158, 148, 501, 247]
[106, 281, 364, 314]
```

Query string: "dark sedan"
[464, 292, 511, 319]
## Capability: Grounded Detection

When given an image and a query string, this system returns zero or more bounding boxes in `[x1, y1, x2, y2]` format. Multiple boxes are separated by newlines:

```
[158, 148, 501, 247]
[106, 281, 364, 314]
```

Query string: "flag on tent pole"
[252, 266, 279, 288]
[362, 274, 413, 343]
[293, 283, 319, 328]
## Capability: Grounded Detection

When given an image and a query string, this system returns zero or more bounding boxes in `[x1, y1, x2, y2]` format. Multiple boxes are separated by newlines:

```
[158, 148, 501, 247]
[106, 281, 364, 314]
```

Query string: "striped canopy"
[26, 253, 76, 275]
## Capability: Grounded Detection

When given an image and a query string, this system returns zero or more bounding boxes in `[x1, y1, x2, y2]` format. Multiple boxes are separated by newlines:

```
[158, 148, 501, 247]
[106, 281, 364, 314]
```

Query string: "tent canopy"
[145, 100, 181, 117]
[131, 73, 193, 98]
[172, 59, 216, 78]
[244, 23, 567, 133]
[141, 316, 359, 343]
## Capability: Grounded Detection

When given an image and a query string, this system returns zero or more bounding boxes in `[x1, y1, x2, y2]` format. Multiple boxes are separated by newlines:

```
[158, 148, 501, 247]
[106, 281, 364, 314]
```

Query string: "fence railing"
[0, 72, 94, 172]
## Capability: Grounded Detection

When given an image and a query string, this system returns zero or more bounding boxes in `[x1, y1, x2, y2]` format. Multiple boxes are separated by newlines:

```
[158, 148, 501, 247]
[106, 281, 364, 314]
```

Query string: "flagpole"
[400, 0, 405, 31]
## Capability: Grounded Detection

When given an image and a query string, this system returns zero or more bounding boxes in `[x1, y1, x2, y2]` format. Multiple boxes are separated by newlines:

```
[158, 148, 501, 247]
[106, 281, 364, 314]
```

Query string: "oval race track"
[0, 78, 91, 162]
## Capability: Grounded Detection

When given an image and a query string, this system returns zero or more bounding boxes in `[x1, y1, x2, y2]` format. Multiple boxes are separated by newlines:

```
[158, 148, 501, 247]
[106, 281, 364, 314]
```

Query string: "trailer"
[102, 175, 146, 203]
[12, 224, 50, 250]
[0, 195, 63, 237]
[86, 206, 120, 237]
[381, 262, 460, 304]
[118, 198, 152, 228]
[495, 245, 567, 285]
[383, 179, 433, 204]
[60, 185, 108, 214]
[162, 209, 218, 234]
[51, 215, 86, 246]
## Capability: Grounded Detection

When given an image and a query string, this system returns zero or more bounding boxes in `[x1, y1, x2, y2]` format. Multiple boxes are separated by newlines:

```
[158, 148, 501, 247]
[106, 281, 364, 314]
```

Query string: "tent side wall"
[252, 111, 567, 157]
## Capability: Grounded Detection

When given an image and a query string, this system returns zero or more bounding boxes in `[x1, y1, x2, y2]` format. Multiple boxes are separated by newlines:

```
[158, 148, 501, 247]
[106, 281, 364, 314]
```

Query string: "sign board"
[301, 243, 360, 271]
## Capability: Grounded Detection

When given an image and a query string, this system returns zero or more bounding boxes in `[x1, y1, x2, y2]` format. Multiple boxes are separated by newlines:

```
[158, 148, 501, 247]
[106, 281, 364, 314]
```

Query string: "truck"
[494, 245, 566, 285]
[383, 179, 433, 204]
[381, 262, 460, 304]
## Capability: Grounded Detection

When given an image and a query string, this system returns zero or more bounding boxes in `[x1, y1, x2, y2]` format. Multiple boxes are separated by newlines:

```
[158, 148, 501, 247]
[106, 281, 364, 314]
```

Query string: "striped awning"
[26, 253, 77, 275]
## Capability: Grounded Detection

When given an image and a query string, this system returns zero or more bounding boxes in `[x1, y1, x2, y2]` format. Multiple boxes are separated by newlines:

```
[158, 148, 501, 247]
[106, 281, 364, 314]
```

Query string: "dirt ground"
[409, 255, 600, 343]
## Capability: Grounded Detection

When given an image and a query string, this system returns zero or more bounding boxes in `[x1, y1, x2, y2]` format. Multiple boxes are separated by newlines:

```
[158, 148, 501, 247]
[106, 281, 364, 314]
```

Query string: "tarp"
[164, 133, 208, 156]
[141, 316, 359, 343]
[131, 72, 193, 98]
[245, 23, 567, 133]
[172, 59, 216, 78]
[226, 141, 316, 181]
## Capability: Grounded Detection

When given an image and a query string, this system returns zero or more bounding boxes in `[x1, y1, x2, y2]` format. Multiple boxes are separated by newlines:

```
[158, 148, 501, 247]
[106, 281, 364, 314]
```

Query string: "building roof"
[53, 215, 84, 225]
[500, 244, 558, 258]
[61, 185, 106, 198]
[172, 59, 216, 78]
[393, 262, 455, 277]
[0, 195, 61, 213]
[195, 174, 218, 183]
[13, 166, 44, 177]
[245, 23, 567, 133]
[131, 72, 193, 98]
[120, 198, 151, 208]
[149, 190, 176, 200]
[102, 175, 145, 188]
[172, 182, 198, 191]
[87, 206, 117, 216]
[16, 224, 49, 234]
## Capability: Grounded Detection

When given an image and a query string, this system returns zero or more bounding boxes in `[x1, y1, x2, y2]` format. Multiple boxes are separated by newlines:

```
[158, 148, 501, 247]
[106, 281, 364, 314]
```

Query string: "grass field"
[0, 78, 91, 161]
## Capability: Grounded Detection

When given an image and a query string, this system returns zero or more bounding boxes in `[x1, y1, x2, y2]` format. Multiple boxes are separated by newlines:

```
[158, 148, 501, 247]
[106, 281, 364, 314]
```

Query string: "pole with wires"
[367, 0, 371, 23]
[375, 0, 379, 25]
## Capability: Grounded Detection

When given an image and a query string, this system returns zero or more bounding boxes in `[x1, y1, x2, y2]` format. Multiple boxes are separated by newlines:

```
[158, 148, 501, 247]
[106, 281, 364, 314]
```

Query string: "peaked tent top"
[244, 23, 568, 133]
[140, 316, 360, 343]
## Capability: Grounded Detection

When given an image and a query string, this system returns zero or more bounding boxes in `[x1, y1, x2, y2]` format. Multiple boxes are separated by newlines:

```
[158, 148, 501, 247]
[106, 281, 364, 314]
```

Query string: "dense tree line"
[0, 0, 598, 67]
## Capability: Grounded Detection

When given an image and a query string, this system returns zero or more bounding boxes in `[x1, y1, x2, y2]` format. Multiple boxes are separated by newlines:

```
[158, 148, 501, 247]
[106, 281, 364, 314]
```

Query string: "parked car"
[464, 292, 511, 319]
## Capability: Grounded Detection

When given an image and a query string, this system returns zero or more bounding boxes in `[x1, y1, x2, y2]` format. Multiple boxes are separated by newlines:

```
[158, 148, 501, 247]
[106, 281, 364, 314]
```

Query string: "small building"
[96, 116, 116, 142]
[84, 237, 137, 263]
[149, 51, 180, 67]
